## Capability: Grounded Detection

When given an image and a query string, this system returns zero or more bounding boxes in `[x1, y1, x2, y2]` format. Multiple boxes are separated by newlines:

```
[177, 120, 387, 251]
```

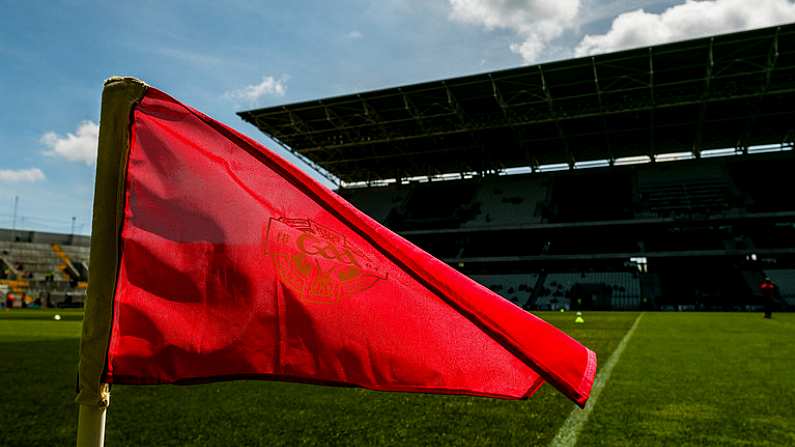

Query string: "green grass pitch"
[1, 309, 793, 446]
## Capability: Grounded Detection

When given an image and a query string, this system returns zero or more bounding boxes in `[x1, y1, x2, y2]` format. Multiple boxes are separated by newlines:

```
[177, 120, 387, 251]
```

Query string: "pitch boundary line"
[549, 312, 645, 447]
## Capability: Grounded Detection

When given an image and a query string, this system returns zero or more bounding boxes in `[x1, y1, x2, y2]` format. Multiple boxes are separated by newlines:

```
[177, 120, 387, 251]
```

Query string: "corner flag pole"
[76, 384, 109, 447]
[75, 78, 147, 447]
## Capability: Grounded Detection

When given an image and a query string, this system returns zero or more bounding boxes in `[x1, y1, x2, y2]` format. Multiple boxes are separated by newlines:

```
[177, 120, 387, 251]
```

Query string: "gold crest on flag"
[265, 217, 387, 303]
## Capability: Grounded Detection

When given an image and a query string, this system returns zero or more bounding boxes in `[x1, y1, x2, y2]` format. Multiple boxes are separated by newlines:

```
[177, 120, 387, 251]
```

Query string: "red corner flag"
[76, 77, 596, 411]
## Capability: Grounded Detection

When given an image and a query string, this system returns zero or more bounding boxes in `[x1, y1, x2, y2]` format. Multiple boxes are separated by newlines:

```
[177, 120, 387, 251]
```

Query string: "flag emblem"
[266, 217, 387, 303]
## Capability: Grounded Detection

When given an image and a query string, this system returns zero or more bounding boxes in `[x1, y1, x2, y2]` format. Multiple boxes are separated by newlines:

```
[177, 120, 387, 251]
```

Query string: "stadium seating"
[463, 175, 547, 228]
[2, 151, 790, 311]
[0, 241, 63, 281]
[344, 153, 795, 232]
[533, 272, 641, 310]
[469, 271, 642, 310]
[547, 171, 634, 222]
[469, 273, 539, 306]
[638, 162, 734, 217]
[0, 240, 89, 306]
[387, 181, 480, 230]
[341, 186, 408, 222]
[729, 157, 795, 212]
[338, 153, 795, 311]
[341, 174, 550, 230]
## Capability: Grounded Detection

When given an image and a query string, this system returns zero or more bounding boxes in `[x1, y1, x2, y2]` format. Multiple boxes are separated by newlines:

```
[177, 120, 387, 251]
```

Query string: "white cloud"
[41, 120, 99, 165]
[0, 168, 45, 183]
[347, 30, 364, 39]
[225, 75, 288, 104]
[576, 0, 795, 57]
[576, 0, 664, 28]
[448, 0, 580, 63]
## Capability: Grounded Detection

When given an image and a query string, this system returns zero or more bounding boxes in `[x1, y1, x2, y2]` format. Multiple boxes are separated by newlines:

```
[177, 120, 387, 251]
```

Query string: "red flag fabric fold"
[102, 86, 596, 406]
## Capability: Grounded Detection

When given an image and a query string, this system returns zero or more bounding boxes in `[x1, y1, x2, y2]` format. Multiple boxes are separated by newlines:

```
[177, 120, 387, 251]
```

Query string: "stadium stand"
[548, 171, 633, 223]
[385, 181, 480, 231]
[730, 156, 795, 213]
[340, 186, 409, 223]
[638, 162, 734, 218]
[532, 272, 641, 310]
[463, 175, 547, 227]
[240, 24, 795, 311]
[4, 27, 793, 313]
[470, 273, 539, 306]
[0, 229, 89, 307]
[342, 174, 550, 231]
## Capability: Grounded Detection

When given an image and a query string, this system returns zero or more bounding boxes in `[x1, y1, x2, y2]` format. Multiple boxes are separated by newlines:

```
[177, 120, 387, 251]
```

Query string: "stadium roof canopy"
[239, 24, 795, 184]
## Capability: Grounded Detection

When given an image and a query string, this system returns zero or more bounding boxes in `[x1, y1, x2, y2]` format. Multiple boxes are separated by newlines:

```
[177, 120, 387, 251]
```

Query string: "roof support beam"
[359, 95, 395, 143]
[322, 102, 359, 146]
[322, 144, 489, 166]
[592, 57, 615, 164]
[267, 59, 792, 143]
[739, 26, 780, 152]
[491, 74, 524, 172]
[445, 82, 470, 126]
[445, 81, 488, 174]
[361, 94, 425, 180]
[399, 87, 429, 134]
[693, 38, 714, 158]
[293, 84, 795, 155]
[539, 65, 574, 168]
[648, 47, 656, 162]
[765, 27, 781, 93]
[264, 129, 341, 186]
[286, 109, 333, 158]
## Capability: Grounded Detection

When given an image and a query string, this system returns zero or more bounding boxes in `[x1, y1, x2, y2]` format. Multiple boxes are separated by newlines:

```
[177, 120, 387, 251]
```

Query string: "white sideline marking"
[549, 312, 644, 447]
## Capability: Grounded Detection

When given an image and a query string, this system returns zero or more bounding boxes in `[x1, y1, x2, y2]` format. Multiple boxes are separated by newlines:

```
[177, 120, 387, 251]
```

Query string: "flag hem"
[575, 348, 597, 408]
[105, 372, 547, 401]
[75, 77, 148, 408]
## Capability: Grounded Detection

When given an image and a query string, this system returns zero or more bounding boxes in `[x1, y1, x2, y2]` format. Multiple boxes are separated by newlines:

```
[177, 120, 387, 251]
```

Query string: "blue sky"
[2, 0, 793, 234]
